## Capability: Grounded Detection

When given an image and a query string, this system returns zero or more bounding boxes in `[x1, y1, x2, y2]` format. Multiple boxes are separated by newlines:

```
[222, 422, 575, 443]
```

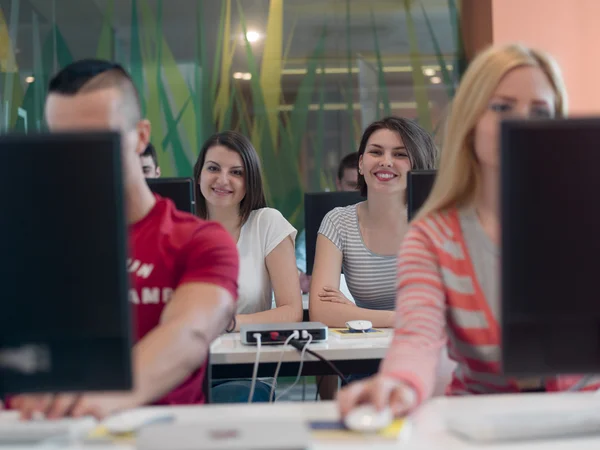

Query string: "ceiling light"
[233, 72, 243, 79]
[25, 76, 35, 83]
[423, 68, 436, 77]
[245, 30, 261, 43]
[242, 73, 252, 80]
[430, 76, 442, 84]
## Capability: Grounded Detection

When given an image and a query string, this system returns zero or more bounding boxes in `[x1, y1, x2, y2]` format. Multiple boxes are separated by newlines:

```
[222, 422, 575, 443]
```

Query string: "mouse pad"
[329, 328, 385, 338]
[308, 419, 404, 441]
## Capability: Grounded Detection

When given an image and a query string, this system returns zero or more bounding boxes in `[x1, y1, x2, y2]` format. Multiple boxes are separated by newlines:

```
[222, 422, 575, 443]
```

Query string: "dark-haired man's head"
[335, 152, 359, 192]
[141, 143, 161, 178]
[45, 59, 151, 185]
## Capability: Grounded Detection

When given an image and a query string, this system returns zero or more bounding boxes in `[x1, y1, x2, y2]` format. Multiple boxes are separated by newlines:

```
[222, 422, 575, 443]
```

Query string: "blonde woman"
[338, 43, 600, 417]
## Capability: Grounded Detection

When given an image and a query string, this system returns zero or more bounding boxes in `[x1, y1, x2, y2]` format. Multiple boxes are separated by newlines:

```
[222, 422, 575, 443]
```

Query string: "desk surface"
[210, 329, 393, 365]
[16, 392, 600, 449]
[405, 391, 600, 449]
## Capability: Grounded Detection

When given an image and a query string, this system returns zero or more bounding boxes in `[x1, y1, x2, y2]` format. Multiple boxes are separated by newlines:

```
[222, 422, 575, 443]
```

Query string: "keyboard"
[447, 408, 600, 443]
[0, 417, 97, 445]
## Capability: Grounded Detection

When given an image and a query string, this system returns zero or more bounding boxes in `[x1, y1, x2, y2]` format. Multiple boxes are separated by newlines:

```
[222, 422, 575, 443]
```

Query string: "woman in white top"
[193, 131, 303, 329]
[193, 131, 302, 403]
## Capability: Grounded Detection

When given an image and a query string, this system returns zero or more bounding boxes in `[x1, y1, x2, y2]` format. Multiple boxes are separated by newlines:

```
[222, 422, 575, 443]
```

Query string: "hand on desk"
[318, 286, 354, 306]
[338, 374, 418, 418]
[11, 392, 137, 420]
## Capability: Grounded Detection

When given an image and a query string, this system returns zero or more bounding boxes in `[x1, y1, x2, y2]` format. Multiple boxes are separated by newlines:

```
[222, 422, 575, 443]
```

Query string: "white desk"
[209, 329, 392, 379]
[17, 393, 600, 449]
[17, 402, 382, 450]
[403, 391, 600, 449]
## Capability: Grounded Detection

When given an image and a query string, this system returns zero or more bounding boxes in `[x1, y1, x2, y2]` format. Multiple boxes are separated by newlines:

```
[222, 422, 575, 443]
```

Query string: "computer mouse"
[343, 405, 393, 433]
[346, 320, 373, 332]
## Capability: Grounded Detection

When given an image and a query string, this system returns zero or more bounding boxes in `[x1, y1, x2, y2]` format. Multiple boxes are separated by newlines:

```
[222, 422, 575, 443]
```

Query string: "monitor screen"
[0, 132, 132, 395]
[147, 177, 195, 214]
[304, 191, 364, 275]
[407, 170, 436, 221]
[501, 117, 600, 376]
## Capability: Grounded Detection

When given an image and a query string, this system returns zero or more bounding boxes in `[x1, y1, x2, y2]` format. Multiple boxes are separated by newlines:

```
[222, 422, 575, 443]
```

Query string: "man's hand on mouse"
[319, 286, 354, 306]
[11, 392, 138, 420]
[337, 374, 418, 418]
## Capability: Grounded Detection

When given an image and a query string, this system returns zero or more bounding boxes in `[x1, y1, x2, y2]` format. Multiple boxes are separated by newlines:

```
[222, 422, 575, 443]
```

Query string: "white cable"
[269, 331, 299, 403]
[248, 333, 262, 403]
[276, 333, 313, 402]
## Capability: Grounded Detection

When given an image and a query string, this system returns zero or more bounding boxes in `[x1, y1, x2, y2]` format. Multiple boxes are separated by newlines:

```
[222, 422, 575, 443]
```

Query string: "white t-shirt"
[237, 207, 297, 314]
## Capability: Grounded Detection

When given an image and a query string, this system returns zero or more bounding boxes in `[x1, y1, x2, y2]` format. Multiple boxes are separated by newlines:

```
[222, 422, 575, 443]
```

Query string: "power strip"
[240, 322, 328, 345]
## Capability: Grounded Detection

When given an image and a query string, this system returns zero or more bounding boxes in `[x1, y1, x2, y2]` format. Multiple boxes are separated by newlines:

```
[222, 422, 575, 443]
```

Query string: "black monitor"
[407, 170, 436, 221]
[147, 177, 195, 213]
[0, 132, 132, 396]
[501, 117, 600, 376]
[304, 191, 363, 275]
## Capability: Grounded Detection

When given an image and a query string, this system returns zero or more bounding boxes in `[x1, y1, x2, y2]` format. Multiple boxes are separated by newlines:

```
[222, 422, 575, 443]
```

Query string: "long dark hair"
[193, 131, 267, 224]
[357, 116, 437, 196]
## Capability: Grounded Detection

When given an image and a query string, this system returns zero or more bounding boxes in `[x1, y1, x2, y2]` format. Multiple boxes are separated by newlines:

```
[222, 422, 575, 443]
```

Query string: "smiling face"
[198, 145, 246, 211]
[358, 128, 412, 195]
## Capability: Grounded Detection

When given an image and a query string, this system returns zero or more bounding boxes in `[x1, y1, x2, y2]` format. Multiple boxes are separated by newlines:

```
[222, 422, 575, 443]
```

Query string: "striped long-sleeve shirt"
[380, 207, 600, 405]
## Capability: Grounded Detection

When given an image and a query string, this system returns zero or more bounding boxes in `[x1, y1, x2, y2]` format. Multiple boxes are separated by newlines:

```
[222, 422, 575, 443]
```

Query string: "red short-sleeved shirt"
[128, 195, 238, 405]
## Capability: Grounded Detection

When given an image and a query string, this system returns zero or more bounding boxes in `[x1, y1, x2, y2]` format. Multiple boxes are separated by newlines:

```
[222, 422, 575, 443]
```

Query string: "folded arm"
[309, 235, 395, 328]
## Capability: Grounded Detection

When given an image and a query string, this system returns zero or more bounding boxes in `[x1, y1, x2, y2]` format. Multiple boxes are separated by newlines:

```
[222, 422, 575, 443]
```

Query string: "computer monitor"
[407, 170, 436, 221]
[304, 191, 364, 275]
[147, 177, 195, 213]
[0, 132, 132, 396]
[501, 117, 600, 376]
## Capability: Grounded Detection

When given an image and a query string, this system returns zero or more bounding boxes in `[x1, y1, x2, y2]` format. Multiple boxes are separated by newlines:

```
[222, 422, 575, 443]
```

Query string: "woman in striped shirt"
[338, 43, 599, 417]
[309, 117, 437, 328]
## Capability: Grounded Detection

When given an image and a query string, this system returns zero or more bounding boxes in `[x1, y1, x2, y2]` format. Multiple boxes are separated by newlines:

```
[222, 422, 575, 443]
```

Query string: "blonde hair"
[416, 43, 567, 220]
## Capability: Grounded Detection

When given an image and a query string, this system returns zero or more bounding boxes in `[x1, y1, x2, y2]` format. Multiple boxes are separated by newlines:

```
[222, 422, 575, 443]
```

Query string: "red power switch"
[269, 331, 280, 341]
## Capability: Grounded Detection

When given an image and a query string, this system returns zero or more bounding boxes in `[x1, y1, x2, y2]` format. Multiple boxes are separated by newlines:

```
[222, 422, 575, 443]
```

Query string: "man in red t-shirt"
[12, 60, 239, 419]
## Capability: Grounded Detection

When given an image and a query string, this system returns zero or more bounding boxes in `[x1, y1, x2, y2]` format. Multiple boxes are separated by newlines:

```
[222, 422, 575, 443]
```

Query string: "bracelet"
[225, 315, 236, 333]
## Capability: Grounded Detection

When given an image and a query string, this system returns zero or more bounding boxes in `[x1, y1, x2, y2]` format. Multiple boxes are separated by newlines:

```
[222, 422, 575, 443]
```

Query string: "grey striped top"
[318, 204, 397, 310]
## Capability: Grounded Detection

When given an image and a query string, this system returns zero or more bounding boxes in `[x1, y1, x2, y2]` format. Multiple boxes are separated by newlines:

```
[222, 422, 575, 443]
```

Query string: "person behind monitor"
[295, 152, 360, 293]
[140, 142, 161, 178]
[338, 44, 600, 419]
[12, 59, 239, 419]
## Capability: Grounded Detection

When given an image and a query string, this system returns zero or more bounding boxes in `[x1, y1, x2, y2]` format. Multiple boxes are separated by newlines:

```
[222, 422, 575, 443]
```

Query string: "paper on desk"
[309, 419, 404, 441]
[84, 425, 136, 444]
[84, 411, 174, 444]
